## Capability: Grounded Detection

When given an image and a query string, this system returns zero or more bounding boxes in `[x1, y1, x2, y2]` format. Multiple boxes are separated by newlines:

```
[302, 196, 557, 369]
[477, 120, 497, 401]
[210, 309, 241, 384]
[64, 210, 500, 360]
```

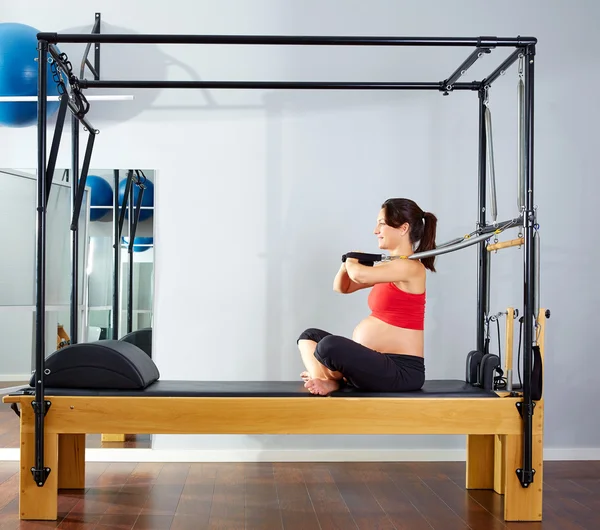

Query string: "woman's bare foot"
[304, 378, 340, 396]
[300, 371, 310, 382]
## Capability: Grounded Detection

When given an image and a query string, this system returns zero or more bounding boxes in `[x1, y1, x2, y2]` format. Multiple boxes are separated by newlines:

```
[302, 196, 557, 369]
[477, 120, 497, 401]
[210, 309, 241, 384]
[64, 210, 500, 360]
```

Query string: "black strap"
[531, 345, 543, 401]
[342, 252, 383, 266]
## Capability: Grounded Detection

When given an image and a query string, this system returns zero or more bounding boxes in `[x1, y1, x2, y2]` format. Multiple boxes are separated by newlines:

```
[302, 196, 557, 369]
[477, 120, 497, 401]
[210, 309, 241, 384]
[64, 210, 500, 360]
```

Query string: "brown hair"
[382, 198, 438, 272]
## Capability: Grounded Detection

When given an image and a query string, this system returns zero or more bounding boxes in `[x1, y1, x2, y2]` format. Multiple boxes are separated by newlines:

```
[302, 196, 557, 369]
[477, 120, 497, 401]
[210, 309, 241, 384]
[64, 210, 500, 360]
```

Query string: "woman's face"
[373, 208, 408, 250]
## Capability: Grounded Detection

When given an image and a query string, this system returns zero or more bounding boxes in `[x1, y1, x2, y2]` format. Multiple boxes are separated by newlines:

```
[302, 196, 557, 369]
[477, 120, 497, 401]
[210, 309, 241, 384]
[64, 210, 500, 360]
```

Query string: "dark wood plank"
[141, 463, 190, 515]
[385, 462, 470, 530]
[301, 463, 359, 530]
[244, 463, 283, 529]
[273, 463, 320, 530]
[172, 462, 216, 527]
[349, 462, 432, 530]
[0, 471, 18, 513]
[417, 472, 507, 530]
[327, 462, 398, 529]
[206, 463, 245, 529]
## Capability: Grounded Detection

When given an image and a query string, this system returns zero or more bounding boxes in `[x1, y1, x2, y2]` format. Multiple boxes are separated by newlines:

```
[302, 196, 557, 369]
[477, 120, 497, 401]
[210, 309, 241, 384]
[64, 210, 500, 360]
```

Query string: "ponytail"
[416, 211, 438, 272]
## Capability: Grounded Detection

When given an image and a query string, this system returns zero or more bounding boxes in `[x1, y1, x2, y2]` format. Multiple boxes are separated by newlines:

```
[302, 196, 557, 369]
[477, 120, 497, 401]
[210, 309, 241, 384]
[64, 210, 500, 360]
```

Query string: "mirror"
[0, 167, 156, 384]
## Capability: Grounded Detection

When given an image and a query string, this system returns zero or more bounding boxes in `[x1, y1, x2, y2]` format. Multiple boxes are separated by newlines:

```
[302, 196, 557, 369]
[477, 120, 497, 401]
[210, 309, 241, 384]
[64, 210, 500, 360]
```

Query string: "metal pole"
[80, 80, 481, 91]
[37, 32, 537, 47]
[112, 170, 120, 339]
[517, 43, 537, 488]
[476, 87, 489, 353]
[33, 39, 50, 487]
[127, 183, 134, 334]
[70, 115, 79, 344]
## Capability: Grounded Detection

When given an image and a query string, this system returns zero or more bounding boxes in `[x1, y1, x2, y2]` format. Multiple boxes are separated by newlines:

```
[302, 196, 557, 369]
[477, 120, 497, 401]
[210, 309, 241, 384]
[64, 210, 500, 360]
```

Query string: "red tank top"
[367, 282, 425, 330]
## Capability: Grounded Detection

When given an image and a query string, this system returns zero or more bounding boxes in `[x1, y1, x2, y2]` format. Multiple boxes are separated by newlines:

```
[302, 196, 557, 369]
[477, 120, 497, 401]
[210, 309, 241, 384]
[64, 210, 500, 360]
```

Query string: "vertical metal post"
[112, 170, 120, 339]
[33, 39, 50, 486]
[70, 115, 80, 344]
[127, 183, 134, 334]
[476, 86, 489, 353]
[517, 43, 537, 488]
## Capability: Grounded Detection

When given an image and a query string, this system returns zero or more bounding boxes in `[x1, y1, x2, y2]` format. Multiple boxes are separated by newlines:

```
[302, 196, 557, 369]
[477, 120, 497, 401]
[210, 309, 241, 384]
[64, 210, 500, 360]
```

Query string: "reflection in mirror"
[0, 168, 155, 385]
[0, 168, 88, 385]
[84, 169, 155, 355]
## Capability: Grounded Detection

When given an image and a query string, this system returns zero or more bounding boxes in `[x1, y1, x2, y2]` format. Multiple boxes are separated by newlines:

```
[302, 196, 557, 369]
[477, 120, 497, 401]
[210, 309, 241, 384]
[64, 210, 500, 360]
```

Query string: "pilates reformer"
[2, 18, 545, 522]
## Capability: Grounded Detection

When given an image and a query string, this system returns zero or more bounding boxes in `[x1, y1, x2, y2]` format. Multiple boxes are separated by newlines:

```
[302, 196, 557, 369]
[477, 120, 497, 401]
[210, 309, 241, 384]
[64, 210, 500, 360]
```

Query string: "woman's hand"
[344, 258, 362, 282]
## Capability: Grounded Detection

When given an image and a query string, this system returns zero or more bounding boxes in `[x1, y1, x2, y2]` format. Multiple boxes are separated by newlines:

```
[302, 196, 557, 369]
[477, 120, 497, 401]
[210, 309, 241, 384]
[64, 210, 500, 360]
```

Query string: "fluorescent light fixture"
[0, 95, 134, 102]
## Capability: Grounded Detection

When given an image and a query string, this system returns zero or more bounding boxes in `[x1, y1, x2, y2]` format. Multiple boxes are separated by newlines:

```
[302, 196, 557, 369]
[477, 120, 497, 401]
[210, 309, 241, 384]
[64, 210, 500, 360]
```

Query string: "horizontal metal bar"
[37, 32, 536, 47]
[38, 32, 537, 47]
[480, 216, 522, 234]
[482, 48, 525, 86]
[409, 230, 495, 260]
[0, 95, 133, 102]
[80, 80, 481, 91]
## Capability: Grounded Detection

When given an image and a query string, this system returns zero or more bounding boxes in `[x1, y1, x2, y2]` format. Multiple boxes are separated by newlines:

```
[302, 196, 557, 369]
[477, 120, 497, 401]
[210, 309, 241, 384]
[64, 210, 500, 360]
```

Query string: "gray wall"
[1, 0, 598, 458]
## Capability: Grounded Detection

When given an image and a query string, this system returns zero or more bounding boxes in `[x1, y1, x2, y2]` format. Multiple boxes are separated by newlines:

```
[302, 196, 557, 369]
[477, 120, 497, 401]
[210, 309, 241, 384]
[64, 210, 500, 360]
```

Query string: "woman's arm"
[333, 263, 374, 294]
[344, 257, 420, 285]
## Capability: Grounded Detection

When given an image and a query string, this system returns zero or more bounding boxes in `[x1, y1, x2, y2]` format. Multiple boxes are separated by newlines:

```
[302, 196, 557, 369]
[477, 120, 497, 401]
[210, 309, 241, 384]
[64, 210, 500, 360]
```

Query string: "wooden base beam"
[101, 434, 126, 442]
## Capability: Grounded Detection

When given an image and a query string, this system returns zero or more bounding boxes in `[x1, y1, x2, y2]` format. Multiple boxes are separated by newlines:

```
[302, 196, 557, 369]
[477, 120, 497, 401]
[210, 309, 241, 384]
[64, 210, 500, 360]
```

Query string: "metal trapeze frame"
[32, 21, 538, 489]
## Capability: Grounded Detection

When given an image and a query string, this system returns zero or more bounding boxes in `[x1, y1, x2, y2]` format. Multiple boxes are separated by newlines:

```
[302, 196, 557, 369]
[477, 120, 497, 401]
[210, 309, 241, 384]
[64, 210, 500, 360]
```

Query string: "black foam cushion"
[29, 340, 160, 390]
[18, 379, 499, 398]
[119, 328, 152, 358]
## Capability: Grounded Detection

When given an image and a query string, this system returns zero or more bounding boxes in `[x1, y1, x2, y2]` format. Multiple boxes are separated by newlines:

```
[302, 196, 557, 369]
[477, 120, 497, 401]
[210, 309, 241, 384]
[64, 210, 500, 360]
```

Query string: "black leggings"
[298, 328, 425, 392]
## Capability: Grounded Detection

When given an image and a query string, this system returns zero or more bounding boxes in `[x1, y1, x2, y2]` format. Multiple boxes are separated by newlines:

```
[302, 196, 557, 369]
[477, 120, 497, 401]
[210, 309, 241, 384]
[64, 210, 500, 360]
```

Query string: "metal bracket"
[10, 403, 20, 417]
[31, 400, 52, 415]
[516, 467, 535, 487]
[515, 400, 535, 419]
[31, 466, 51, 487]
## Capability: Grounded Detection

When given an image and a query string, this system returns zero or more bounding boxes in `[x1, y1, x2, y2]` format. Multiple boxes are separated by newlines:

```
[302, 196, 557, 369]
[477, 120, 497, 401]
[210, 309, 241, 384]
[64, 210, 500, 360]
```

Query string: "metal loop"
[518, 54, 524, 77]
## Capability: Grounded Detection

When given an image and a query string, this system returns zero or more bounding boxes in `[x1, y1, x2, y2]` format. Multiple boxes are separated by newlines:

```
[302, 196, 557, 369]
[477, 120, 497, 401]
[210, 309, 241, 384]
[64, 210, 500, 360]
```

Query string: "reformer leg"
[58, 434, 86, 489]
[503, 430, 543, 521]
[466, 433, 508, 495]
[465, 434, 495, 489]
[494, 434, 506, 494]
[19, 407, 58, 520]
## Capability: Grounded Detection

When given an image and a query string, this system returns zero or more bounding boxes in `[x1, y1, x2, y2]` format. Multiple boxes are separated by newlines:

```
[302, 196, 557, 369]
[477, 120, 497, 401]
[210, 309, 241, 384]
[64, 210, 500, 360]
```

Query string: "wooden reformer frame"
[3, 309, 546, 522]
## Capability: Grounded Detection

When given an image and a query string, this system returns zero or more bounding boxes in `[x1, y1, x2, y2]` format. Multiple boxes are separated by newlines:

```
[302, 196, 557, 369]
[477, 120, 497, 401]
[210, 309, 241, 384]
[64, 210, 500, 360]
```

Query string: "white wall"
[1, 0, 599, 458]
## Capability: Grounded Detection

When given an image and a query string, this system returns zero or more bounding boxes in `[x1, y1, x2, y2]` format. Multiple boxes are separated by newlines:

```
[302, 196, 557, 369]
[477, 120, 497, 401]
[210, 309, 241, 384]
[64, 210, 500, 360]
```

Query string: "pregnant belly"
[352, 316, 424, 356]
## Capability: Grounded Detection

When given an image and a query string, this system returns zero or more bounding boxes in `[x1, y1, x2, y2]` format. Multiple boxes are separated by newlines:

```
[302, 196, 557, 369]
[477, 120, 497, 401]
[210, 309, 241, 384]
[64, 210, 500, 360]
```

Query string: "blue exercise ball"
[121, 236, 153, 253]
[118, 177, 154, 222]
[0, 22, 63, 128]
[86, 175, 113, 221]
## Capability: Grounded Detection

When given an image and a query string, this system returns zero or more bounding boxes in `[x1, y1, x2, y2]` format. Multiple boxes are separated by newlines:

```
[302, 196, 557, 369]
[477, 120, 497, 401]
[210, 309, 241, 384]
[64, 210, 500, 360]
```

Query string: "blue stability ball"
[0, 22, 63, 127]
[86, 175, 113, 221]
[121, 236, 153, 253]
[118, 177, 154, 222]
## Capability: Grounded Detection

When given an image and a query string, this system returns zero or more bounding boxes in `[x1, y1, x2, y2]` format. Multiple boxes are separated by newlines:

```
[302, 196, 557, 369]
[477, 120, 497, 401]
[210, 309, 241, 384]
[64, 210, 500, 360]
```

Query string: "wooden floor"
[1, 386, 599, 529]
[0, 460, 599, 529]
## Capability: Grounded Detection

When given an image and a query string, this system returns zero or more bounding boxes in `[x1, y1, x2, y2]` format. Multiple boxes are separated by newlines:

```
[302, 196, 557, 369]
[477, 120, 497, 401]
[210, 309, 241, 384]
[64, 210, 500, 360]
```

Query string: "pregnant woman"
[297, 198, 438, 395]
